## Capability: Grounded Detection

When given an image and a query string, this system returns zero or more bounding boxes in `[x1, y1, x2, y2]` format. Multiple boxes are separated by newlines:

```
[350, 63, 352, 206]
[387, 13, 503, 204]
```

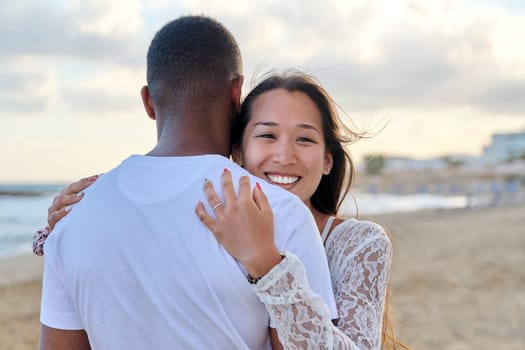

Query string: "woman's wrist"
[244, 247, 283, 280]
[247, 253, 286, 284]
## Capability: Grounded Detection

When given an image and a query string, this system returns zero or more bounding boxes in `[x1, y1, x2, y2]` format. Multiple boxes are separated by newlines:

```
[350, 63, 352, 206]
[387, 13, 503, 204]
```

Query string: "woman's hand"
[195, 169, 282, 278]
[47, 175, 98, 231]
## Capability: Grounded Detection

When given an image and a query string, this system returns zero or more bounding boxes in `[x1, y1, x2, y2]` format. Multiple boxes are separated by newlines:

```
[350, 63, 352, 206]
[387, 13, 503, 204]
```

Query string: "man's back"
[41, 155, 336, 349]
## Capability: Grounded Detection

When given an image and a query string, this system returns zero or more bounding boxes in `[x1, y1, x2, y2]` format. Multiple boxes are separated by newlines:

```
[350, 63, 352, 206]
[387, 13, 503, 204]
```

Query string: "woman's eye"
[297, 137, 316, 143]
[256, 133, 275, 139]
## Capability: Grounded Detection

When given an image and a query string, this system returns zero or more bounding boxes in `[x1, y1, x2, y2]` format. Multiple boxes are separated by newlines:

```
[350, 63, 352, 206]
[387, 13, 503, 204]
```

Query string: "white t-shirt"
[41, 154, 336, 349]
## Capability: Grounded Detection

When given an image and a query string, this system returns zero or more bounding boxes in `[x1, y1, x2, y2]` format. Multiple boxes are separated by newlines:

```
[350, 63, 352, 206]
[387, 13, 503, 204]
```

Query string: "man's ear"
[141, 86, 156, 120]
[231, 75, 244, 110]
[231, 144, 243, 166]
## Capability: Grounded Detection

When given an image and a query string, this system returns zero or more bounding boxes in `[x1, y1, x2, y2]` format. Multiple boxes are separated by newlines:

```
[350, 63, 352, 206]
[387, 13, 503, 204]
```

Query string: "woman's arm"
[32, 176, 98, 256]
[252, 250, 360, 349]
[251, 223, 392, 350]
[195, 170, 364, 349]
[324, 222, 392, 349]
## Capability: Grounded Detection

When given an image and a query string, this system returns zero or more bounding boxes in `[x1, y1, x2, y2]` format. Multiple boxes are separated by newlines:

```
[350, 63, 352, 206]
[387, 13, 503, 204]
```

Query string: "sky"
[2, 0, 525, 183]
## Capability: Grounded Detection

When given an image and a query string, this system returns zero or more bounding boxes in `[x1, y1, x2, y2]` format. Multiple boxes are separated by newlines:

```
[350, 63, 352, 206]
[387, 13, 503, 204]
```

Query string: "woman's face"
[239, 88, 333, 207]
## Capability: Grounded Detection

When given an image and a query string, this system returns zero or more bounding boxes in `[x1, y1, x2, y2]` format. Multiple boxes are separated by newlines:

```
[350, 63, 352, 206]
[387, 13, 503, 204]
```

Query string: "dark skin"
[40, 77, 289, 349]
[145, 79, 243, 158]
[39, 329, 90, 350]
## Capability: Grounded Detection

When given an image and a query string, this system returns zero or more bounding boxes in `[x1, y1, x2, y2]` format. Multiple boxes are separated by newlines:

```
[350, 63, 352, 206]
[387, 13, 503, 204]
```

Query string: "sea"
[0, 184, 468, 259]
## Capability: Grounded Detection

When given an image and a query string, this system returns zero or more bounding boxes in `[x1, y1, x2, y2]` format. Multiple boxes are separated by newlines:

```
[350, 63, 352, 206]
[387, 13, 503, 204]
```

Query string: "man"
[40, 15, 336, 349]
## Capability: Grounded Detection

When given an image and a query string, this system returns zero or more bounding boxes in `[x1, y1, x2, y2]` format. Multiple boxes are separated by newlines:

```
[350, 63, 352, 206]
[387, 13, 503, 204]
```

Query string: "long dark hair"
[233, 72, 360, 215]
[233, 71, 410, 350]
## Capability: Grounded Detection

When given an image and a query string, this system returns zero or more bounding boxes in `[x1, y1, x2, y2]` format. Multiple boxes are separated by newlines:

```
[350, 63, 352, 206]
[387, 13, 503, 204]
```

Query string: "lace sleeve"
[32, 226, 50, 256]
[252, 251, 360, 350]
[326, 220, 392, 350]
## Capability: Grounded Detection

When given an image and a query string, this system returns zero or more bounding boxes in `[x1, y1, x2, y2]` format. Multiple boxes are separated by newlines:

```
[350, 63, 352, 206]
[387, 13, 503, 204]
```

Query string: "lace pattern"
[32, 226, 50, 256]
[253, 219, 392, 349]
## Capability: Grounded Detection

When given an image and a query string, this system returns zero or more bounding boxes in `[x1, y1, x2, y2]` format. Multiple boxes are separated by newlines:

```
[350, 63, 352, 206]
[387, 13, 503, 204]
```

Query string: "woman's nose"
[274, 141, 297, 166]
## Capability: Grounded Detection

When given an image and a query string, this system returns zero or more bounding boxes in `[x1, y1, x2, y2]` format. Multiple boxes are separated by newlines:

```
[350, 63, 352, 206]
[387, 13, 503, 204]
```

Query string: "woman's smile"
[241, 88, 333, 204]
[265, 172, 301, 185]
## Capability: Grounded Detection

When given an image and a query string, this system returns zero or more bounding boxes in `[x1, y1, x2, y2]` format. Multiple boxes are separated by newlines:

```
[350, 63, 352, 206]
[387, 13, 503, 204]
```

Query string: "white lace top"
[253, 218, 392, 349]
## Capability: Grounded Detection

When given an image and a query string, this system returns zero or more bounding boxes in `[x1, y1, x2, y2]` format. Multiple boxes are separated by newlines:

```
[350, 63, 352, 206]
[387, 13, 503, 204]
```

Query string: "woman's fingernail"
[87, 175, 98, 182]
[256, 182, 261, 191]
[203, 178, 209, 186]
[64, 205, 72, 213]
[76, 192, 84, 197]
[223, 168, 229, 174]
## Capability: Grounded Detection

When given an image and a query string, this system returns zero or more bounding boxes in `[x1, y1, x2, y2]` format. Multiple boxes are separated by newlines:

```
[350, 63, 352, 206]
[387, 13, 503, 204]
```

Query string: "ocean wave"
[0, 184, 63, 197]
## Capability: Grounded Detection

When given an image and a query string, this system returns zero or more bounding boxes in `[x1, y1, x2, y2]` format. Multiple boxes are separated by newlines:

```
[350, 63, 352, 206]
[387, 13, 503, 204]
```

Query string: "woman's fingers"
[238, 175, 251, 201]
[253, 182, 271, 214]
[50, 175, 98, 214]
[203, 179, 224, 214]
[221, 169, 236, 204]
[195, 171, 278, 275]
[46, 175, 98, 231]
[51, 192, 84, 211]
[194, 201, 225, 239]
[61, 175, 98, 196]
[47, 206, 73, 231]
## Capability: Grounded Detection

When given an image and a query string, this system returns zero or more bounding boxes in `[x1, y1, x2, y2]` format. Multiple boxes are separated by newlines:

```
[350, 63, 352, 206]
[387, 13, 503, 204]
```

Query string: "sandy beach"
[1, 205, 524, 349]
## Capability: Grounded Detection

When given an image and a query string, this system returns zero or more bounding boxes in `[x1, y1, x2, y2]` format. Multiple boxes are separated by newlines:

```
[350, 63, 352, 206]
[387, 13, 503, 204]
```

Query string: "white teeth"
[267, 174, 299, 184]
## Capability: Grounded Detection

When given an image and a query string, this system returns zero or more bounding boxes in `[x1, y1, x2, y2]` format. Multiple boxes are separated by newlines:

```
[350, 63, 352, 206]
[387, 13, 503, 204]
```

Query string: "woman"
[35, 73, 408, 349]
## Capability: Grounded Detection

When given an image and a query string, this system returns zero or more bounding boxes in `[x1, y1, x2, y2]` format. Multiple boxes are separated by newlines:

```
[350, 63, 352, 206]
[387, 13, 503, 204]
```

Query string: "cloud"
[0, 0, 145, 66]
[61, 68, 145, 115]
[473, 80, 525, 114]
[0, 0, 147, 118]
[0, 57, 56, 116]
[2, 0, 525, 120]
[209, 0, 525, 115]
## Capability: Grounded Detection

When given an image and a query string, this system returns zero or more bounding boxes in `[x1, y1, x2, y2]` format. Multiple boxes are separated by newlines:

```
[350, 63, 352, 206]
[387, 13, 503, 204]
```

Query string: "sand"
[0, 255, 42, 349]
[1, 205, 524, 349]
[367, 205, 525, 350]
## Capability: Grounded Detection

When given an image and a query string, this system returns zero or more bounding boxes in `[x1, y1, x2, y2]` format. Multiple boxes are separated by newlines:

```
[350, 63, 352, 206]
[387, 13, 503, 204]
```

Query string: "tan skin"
[199, 171, 282, 278]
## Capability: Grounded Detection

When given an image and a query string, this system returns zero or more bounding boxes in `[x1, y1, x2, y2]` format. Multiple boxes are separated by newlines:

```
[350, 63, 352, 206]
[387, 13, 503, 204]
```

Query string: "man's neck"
[147, 114, 231, 157]
[146, 144, 229, 157]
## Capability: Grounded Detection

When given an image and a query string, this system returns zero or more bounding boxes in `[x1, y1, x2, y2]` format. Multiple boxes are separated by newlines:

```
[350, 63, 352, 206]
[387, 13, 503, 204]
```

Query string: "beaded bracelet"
[247, 274, 263, 284]
[247, 254, 286, 284]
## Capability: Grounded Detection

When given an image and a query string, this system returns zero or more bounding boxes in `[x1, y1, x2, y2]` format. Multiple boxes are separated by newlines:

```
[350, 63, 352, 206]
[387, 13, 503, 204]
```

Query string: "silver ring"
[212, 202, 224, 212]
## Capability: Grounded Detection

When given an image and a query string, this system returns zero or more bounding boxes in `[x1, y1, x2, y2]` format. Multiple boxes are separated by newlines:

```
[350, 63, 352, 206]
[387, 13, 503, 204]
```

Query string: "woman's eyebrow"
[253, 121, 278, 127]
[252, 121, 320, 134]
[297, 123, 321, 134]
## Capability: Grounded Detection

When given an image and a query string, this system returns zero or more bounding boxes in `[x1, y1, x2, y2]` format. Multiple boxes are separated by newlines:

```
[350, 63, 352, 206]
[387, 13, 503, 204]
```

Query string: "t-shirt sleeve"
[40, 233, 84, 330]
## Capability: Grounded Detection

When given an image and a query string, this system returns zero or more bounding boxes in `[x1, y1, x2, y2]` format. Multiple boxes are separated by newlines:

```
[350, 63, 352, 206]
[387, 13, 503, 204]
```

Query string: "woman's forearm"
[252, 252, 360, 350]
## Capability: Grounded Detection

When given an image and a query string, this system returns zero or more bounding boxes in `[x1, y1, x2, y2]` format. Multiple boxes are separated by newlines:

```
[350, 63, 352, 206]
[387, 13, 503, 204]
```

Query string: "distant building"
[363, 130, 525, 173]
[383, 156, 447, 172]
[481, 131, 525, 164]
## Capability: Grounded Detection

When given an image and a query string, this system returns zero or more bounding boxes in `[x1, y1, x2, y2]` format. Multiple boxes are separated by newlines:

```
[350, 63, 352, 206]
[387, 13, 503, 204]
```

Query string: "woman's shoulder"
[327, 217, 391, 251]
